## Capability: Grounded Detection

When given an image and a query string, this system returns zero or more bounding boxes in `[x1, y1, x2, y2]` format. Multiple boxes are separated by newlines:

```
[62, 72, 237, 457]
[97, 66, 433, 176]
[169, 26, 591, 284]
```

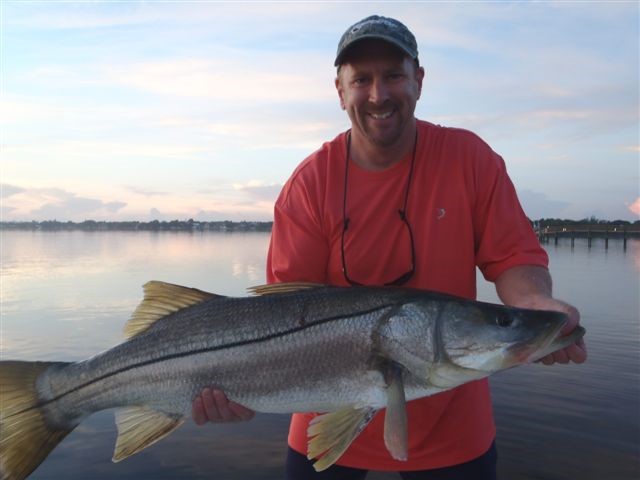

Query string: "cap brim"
[334, 35, 417, 66]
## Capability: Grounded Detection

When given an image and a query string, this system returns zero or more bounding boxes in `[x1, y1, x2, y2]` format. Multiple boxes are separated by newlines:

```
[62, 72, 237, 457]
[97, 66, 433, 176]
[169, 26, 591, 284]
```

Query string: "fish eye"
[496, 312, 513, 327]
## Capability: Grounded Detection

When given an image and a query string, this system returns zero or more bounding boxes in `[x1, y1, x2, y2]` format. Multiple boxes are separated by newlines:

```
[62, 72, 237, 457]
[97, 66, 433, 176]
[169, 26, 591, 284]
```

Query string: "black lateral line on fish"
[6, 302, 397, 418]
[432, 303, 445, 364]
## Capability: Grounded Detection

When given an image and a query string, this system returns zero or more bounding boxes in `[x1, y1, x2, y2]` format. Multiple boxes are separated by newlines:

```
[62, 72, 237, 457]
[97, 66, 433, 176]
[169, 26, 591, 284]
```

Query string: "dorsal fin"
[124, 281, 222, 338]
[248, 282, 325, 296]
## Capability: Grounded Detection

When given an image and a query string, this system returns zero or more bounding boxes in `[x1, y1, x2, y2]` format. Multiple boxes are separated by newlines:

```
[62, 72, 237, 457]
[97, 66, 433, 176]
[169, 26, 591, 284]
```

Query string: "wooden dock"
[536, 224, 640, 249]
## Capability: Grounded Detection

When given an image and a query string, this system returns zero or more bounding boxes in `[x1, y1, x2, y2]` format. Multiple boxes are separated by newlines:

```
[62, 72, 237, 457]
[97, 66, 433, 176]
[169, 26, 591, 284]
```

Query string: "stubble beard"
[350, 98, 417, 149]
[360, 111, 408, 148]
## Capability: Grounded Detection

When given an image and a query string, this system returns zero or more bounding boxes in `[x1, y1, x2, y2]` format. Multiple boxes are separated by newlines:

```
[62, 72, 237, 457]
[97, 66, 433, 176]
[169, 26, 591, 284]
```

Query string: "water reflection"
[1, 232, 638, 479]
[630, 237, 640, 272]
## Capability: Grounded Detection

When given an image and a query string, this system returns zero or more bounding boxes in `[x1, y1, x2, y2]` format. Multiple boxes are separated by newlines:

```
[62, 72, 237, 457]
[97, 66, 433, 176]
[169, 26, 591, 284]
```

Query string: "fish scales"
[39, 287, 418, 424]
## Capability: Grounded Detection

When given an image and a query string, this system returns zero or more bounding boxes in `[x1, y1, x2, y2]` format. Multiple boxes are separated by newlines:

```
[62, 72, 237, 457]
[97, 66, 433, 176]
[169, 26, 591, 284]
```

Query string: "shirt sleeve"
[473, 148, 549, 282]
[266, 172, 330, 284]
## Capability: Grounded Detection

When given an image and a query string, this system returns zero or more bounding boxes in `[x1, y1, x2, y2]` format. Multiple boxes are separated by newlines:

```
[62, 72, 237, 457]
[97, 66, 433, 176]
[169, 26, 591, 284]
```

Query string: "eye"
[496, 312, 512, 327]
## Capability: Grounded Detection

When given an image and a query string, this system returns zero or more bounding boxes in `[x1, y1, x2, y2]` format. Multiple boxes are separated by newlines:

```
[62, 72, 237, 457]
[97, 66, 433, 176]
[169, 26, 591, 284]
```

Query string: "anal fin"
[306, 407, 376, 472]
[113, 406, 184, 462]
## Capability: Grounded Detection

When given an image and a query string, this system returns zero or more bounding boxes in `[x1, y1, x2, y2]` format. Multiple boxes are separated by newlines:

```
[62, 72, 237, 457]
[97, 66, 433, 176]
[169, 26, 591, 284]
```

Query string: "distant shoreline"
[0, 220, 273, 232]
[0, 218, 637, 233]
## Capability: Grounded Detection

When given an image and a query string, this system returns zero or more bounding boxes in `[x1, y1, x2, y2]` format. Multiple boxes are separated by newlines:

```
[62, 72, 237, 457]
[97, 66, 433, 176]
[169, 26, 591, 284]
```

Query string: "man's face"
[335, 41, 424, 149]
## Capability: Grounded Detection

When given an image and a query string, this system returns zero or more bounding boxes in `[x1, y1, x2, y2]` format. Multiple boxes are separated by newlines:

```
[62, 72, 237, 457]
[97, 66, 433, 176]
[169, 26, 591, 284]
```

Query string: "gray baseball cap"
[334, 15, 418, 66]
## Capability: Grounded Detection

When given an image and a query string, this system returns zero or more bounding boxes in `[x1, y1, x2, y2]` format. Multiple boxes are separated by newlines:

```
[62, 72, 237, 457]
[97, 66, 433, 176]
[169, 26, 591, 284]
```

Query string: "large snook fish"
[0, 282, 585, 479]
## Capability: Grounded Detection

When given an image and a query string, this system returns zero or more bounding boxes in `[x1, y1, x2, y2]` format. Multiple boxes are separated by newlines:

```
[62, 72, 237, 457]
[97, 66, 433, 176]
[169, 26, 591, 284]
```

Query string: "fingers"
[229, 401, 256, 421]
[539, 354, 553, 365]
[537, 337, 588, 366]
[521, 296, 588, 366]
[560, 304, 580, 336]
[567, 337, 588, 364]
[205, 389, 225, 421]
[191, 388, 255, 425]
[192, 395, 207, 425]
[552, 349, 570, 364]
[548, 307, 587, 365]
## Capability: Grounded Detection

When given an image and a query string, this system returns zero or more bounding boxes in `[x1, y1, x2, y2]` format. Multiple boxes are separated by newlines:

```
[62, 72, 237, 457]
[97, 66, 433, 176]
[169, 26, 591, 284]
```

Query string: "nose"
[368, 77, 390, 105]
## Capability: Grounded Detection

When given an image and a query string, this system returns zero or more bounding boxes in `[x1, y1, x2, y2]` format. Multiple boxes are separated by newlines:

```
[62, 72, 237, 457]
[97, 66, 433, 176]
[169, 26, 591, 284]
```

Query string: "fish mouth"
[527, 324, 586, 363]
[505, 317, 567, 366]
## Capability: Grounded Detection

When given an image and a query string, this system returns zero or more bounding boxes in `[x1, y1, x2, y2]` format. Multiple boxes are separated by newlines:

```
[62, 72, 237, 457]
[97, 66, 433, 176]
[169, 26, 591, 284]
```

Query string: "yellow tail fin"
[0, 361, 74, 480]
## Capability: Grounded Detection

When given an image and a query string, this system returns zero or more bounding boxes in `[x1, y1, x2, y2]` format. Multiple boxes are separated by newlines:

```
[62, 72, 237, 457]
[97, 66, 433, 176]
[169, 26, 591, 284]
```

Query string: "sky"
[1, 1, 638, 222]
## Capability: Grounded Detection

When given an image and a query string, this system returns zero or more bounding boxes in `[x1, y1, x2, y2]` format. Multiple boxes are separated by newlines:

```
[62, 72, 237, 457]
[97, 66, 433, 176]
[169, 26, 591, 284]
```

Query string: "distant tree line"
[536, 216, 639, 228]
[0, 219, 273, 232]
[1, 217, 638, 232]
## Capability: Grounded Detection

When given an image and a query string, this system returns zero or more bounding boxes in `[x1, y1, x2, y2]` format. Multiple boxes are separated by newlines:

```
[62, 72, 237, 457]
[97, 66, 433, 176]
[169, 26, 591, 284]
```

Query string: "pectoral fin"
[113, 406, 184, 462]
[383, 362, 408, 461]
[307, 407, 376, 471]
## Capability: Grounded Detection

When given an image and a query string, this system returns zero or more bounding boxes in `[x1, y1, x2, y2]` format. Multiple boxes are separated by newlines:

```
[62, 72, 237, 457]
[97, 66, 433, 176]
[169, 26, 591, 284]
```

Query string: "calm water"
[1, 231, 638, 480]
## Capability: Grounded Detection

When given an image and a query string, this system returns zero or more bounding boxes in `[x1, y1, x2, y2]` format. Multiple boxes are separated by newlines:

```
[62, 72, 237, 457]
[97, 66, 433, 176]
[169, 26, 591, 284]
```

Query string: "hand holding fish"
[192, 388, 255, 424]
[494, 265, 587, 366]
[513, 296, 587, 366]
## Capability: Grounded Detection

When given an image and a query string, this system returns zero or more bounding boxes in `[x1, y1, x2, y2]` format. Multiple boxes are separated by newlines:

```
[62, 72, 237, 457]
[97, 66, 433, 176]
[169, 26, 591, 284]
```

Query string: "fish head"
[438, 300, 568, 374]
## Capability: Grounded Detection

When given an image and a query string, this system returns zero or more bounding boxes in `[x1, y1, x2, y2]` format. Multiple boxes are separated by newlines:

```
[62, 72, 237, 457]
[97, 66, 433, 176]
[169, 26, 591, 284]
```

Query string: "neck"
[348, 120, 417, 171]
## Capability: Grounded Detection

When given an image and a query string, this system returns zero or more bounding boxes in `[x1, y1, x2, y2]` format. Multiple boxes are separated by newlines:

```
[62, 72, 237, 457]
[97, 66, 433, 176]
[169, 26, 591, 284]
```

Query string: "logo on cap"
[335, 15, 419, 67]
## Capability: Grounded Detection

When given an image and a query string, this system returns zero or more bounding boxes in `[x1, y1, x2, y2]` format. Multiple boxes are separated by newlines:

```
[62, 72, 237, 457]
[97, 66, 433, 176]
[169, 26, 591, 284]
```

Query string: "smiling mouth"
[369, 110, 394, 120]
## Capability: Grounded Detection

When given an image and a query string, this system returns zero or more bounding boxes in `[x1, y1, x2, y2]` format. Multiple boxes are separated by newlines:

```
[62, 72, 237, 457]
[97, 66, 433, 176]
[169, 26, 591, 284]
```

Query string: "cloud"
[0, 178, 279, 222]
[194, 209, 230, 222]
[6, 2, 336, 32]
[98, 57, 334, 103]
[32, 197, 126, 220]
[628, 197, 640, 217]
[126, 186, 169, 197]
[197, 116, 338, 153]
[144, 206, 272, 223]
[1, 205, 17, 217]
[2, 185, 127, 221]
[619, 145, 640, 153]
[6, 3, 156, 29]
[517, 189, 572, 219]
[0, 95, 67, 125]
[1, 93, 339, 161]
[193, 207, 272, 222]
[149, 208, 170, 221]
[19, 55, 334, 104]
[1, 184, 25, 198]
[232, 181, 282, 203]
[4, 140, 207, 161]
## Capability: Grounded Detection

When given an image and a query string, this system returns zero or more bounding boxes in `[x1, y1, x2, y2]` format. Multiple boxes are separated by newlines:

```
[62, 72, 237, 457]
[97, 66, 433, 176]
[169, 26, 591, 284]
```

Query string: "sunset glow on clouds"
[1, 1, 638, 221]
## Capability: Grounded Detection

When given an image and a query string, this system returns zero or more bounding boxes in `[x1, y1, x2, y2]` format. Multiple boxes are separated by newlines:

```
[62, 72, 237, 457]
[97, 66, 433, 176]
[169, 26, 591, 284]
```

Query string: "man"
[192, 15, 587, 479]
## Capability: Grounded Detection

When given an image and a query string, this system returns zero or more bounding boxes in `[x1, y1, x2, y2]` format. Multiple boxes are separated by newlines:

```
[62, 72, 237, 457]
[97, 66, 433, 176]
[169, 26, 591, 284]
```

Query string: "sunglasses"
[340, 130, 417, 286]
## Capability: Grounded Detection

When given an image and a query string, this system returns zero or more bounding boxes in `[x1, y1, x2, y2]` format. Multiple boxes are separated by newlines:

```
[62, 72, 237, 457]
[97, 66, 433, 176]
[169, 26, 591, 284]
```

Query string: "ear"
[335, 76, 346, 110]
[415, 66, 425, 100]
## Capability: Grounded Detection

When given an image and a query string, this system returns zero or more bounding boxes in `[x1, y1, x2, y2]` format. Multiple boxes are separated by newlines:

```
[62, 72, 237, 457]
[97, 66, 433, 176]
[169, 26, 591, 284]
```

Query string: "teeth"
[370, 111, 392, 119]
